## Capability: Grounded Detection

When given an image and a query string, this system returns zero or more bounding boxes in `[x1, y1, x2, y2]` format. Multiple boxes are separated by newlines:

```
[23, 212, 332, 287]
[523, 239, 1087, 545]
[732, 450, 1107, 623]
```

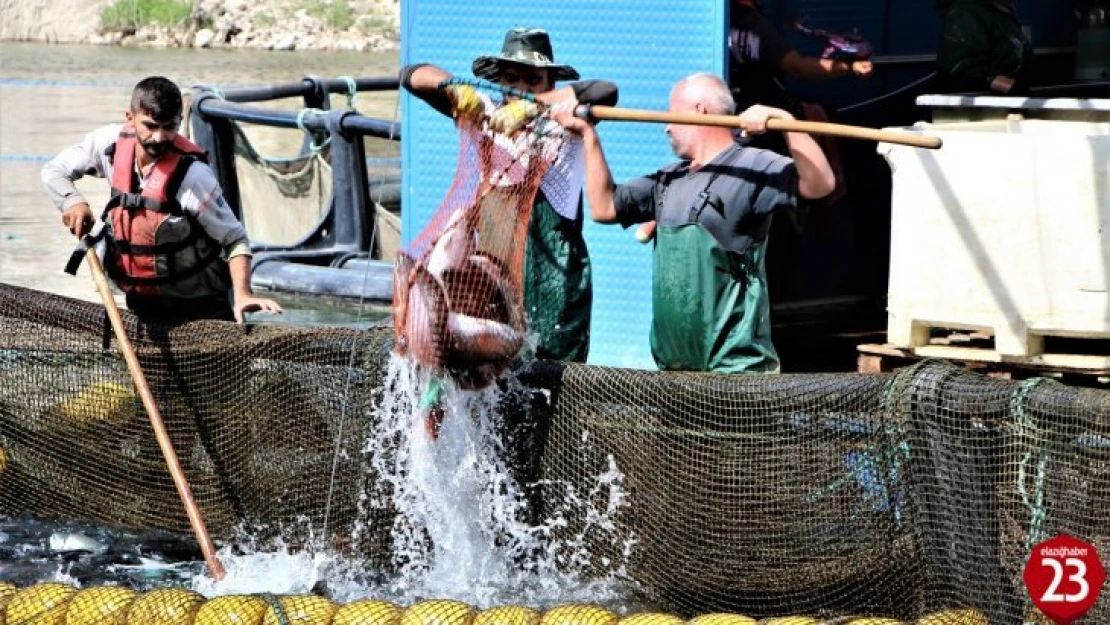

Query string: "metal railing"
[188, 76, 401, 300]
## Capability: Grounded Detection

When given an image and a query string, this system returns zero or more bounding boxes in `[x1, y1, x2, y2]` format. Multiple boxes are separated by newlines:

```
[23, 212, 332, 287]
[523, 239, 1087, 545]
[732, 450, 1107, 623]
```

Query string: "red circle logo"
[1023, 534, 1105, 625]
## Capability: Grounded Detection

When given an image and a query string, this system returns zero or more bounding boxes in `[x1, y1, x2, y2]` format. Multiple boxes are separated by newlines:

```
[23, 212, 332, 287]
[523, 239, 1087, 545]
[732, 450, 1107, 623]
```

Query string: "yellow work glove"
[489, 100, 542, 135]
[445, 84, 483, 122]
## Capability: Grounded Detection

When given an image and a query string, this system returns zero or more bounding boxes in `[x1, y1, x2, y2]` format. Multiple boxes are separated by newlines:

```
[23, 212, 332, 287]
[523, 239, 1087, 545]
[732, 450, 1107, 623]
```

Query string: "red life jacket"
[102, 125, 223, 295]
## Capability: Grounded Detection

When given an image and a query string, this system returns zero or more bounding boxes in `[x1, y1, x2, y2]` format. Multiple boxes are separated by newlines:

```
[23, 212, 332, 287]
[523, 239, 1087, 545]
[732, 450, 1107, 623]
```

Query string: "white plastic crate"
[879, 118, 1110, 362]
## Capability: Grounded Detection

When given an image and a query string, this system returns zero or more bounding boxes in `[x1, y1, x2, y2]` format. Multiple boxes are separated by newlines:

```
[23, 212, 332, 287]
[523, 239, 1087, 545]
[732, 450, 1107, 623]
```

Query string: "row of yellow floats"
[0, 582, 988, 625]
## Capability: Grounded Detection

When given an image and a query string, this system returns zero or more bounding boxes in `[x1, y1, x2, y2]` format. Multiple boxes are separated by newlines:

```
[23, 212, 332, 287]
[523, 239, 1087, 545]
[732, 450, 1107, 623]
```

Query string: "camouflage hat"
[472, 28, 580, 82]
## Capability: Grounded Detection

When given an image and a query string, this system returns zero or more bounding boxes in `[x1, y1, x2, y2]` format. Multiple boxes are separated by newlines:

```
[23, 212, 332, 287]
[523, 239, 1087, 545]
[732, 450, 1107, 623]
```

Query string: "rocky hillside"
[0, 0, 400, 51]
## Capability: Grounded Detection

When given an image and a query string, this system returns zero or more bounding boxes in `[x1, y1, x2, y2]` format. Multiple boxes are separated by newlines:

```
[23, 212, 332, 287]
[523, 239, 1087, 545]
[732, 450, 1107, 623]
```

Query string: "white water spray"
[346, 353, 636, 608]
[187, 353, 638, 610]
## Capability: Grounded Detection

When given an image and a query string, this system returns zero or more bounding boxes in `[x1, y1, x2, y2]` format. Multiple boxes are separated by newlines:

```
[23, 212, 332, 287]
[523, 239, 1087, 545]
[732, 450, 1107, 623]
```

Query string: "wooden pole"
[578, 104, 943, 149]
[83, 246, 226, 581]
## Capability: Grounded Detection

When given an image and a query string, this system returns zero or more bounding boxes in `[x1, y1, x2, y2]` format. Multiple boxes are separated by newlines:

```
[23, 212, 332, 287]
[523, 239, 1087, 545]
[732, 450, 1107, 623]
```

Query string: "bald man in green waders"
[554, 72, 835, 374]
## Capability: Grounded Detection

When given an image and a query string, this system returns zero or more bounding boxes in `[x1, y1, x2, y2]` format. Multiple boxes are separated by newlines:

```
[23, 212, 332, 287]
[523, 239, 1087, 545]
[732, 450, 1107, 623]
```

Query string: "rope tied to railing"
[295, 107, 331, 152]
[337, 75, 358, 111]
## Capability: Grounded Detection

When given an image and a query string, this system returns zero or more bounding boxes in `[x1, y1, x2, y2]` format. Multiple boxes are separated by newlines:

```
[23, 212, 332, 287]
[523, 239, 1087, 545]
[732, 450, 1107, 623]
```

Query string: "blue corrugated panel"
[400, 1, 726, 369]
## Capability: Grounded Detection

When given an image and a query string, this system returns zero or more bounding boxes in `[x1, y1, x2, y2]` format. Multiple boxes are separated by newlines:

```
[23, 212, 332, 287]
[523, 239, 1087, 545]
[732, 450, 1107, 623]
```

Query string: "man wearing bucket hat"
[401, 28, 618, 366]
[401, 30, 617, 459]
[471, 27, 584, 85]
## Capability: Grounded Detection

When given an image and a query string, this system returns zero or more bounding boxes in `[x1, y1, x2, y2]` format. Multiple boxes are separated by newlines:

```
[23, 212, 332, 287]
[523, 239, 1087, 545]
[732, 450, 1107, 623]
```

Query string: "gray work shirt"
[613, 142, 798, 254]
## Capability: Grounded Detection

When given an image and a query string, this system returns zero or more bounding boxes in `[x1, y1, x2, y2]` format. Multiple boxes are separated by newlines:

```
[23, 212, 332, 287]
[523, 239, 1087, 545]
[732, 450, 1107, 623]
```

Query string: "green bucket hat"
[472, 28, 580, 82]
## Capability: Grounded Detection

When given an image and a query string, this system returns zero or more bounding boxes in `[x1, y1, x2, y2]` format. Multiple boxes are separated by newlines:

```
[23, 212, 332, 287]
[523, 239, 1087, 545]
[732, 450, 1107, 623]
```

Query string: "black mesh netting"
[0, 283, 397, 569]
[1, 282, 1108, 624]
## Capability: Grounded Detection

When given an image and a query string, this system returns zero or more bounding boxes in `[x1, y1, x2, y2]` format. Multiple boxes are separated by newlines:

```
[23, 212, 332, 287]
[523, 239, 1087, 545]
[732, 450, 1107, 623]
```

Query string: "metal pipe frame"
[191, 94, 401, 139]
[188, 78, 403, 289]
[192, 76, 399, 104]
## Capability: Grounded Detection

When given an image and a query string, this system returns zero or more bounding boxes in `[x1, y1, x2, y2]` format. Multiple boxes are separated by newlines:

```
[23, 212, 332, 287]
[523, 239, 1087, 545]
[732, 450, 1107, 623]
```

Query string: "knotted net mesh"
[2, 282, 1108, 623]
[5, 81, 1110, 622]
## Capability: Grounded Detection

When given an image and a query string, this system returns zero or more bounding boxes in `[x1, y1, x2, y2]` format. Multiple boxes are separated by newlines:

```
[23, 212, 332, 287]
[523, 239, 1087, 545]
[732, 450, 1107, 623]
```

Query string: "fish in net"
[393, 84, 566, 391]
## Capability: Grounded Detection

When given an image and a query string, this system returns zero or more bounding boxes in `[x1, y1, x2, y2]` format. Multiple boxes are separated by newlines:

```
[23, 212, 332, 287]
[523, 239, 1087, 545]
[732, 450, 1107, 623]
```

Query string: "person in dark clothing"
[399, 29, 619, 474]
[935, 0, 1034, 94]
[554, 73, 836, 374]
[690, 1, 870, 293]
[728, 0, 873, 116]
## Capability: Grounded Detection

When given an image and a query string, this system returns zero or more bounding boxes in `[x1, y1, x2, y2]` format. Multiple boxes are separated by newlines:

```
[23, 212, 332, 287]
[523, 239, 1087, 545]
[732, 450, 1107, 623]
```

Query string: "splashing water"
[335, 353, 639, 608]
[193, 533, 330, 597]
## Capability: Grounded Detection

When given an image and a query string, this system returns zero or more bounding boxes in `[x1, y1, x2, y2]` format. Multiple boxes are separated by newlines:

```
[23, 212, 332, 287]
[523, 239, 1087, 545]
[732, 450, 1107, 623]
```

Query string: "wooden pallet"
[887, 316, 1110, 360]
[857, 340, 1110, 387]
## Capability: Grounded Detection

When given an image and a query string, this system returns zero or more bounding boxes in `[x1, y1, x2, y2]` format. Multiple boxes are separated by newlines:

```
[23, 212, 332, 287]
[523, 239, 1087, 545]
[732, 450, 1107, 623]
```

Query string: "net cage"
[232, 120, 336, 249]
[1, 282, 1108, 624]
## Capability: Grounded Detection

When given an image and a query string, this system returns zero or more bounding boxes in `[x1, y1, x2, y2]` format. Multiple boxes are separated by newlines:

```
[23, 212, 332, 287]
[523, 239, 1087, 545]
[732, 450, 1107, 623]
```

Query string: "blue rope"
[435, 76, 555, 190]
[437, 77, 538, 103]
[1013, 377, 1052, 551]
[260, 593, 291, 625]
[295, 108, 331, 152]
[1011, 376, 1053, 625]
[336, 75, 358, 110]
[420, 377, 445, 411]
[876, 366, 912, 526]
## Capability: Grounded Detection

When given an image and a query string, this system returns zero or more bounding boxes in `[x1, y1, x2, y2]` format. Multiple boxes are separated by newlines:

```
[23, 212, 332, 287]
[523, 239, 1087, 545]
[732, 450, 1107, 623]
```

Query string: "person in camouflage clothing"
[935, 0, 1034, 94]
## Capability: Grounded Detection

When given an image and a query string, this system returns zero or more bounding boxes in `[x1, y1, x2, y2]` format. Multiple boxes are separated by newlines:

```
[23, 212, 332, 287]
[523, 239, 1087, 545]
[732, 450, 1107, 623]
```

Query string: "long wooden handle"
[579, 105, 942, 149]
[84, 247, 226, 581]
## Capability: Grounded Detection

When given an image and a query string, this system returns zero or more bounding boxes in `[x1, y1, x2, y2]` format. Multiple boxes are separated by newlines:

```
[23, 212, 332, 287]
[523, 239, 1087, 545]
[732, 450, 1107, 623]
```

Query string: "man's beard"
[141, 140, 171, 158]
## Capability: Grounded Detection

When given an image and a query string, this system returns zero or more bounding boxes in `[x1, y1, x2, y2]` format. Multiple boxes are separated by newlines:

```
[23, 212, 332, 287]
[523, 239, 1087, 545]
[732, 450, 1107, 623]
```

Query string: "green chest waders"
[650, 223, 779, 374]
[522, 195, 593, 363]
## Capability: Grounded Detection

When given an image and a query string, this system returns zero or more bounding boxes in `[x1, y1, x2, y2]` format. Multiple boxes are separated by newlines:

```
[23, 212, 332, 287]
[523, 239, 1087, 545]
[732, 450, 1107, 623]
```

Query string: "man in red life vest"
[42, 76, 282, 324]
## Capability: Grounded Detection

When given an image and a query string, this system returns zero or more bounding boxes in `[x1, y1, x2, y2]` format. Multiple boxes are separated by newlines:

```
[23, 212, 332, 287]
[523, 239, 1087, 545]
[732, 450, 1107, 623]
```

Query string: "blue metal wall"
[400, 0, 727, 369]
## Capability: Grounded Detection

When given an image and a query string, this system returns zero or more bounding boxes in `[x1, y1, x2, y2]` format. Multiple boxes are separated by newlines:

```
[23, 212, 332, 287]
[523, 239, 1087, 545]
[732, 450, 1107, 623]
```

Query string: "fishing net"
[195, 118, 403, 259]
[233, 122, 335, 249]
[393, 85, 567, 390]
[0, 283, 397, 568]
[1, 282, 1108, 623]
